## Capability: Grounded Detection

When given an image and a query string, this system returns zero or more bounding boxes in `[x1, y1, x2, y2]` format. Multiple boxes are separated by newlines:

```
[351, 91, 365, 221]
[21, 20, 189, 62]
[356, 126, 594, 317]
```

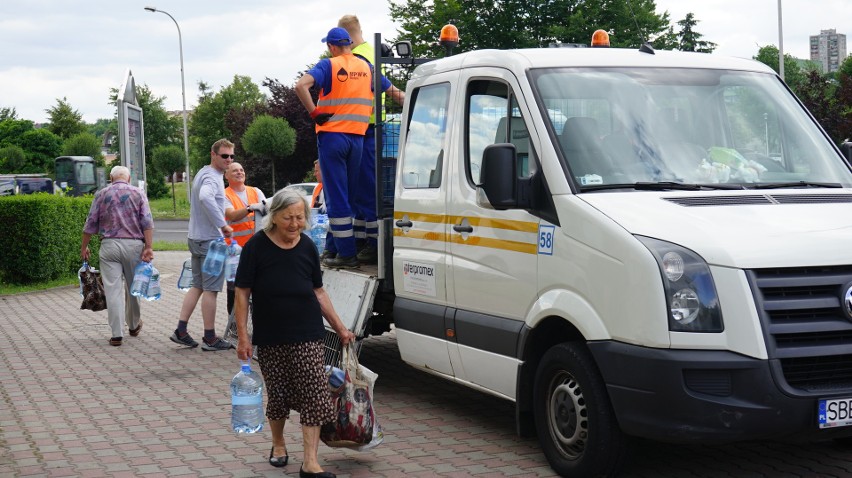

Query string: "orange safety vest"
[224, 186, 260, 247]
[311, 183, 323, 208]
[315, 54, 373, 135]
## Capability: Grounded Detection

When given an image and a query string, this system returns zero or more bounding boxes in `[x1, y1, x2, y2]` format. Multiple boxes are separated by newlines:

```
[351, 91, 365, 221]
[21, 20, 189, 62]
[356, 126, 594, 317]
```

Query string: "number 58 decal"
[538, 225, 555, 255]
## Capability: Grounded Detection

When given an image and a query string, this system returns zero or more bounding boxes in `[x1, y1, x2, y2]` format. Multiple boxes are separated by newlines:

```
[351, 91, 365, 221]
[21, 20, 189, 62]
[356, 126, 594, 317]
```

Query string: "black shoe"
[299, 467, 335, 478]
[201, 337, 235, 351]
[320, 250, 337, 261]
[129, 321, 143, 337]
[170, 330, 199, 348]
[268, 446, 288, 468]
[322, 255, 359, 269]
[356, 244, 377, 264]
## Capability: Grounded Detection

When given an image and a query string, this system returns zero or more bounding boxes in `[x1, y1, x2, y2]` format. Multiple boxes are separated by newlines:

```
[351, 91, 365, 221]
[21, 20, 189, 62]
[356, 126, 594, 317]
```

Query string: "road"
[153, 218, 188, 242]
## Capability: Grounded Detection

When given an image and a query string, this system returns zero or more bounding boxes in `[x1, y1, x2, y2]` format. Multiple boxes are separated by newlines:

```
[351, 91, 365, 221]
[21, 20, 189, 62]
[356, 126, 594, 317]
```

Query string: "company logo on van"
[844, 284, 852, 321]
[403, 263, 434, 277]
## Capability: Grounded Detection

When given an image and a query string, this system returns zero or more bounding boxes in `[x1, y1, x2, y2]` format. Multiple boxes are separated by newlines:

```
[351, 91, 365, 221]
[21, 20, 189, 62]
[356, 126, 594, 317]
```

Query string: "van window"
[532, 68, 852, 189]
[401, 83, 450, 189]
[466, 80, 534, 185]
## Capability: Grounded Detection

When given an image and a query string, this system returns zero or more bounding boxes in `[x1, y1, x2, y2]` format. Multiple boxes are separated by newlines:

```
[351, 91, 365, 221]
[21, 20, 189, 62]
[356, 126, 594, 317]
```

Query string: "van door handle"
[453, 224, 473, 233]
[396, 219, 413, 228]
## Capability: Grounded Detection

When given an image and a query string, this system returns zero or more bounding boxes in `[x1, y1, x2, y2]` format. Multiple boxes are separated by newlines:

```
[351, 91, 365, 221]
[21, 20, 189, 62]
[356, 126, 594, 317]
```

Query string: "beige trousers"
[99, 239, 144, 338]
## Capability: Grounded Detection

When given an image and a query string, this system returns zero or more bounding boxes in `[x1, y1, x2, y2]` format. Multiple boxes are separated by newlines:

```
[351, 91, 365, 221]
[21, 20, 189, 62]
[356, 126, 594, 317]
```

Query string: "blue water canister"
[231, 361, 264, 434]
[225, 239, 242, 282]
[202, 237, 227, 276]
[177, 259, 192, 292]
[145, 264, 161, 301]
[130, 261, 152, 297]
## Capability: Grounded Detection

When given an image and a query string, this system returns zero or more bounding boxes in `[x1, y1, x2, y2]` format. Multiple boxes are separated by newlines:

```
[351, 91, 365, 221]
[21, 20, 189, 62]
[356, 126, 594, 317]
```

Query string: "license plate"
[818, 397, 852, 428]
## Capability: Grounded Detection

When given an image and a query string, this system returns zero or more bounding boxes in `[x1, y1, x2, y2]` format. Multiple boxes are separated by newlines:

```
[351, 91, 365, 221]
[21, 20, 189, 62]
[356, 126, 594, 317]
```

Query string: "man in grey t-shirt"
[169, 138, 235, 351]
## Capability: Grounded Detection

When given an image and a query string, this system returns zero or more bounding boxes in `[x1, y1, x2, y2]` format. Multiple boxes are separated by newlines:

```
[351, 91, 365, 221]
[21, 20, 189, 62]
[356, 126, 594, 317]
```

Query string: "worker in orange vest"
[224, 162, 267, 313]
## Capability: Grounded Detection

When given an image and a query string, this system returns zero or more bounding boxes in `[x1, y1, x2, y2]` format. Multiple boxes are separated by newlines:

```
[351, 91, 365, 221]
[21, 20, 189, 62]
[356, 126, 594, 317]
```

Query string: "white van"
[323, 42, 852, 477]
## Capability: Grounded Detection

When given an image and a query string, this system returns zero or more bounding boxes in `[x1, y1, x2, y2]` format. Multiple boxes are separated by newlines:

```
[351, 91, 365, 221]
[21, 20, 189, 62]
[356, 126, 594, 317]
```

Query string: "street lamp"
[777, 0, 785, 81]
[144, 6, 192, 202]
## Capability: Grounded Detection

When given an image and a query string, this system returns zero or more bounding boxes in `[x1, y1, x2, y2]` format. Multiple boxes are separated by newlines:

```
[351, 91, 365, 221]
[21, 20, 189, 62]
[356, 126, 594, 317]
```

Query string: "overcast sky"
[0, 1, 847, 124]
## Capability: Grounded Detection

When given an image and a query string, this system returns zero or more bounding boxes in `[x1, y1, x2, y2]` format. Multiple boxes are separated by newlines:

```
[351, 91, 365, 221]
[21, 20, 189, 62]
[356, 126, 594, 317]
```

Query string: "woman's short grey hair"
[263, 188, 310, 233]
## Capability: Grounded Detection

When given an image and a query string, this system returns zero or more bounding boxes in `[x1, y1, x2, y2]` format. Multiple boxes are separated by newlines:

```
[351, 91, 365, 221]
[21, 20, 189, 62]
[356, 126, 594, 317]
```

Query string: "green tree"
[45, 97, 86, 140]
[0, 107, 17, 121]
[189, 75, 266, 173]
[152, 145, 187, 213]
[754, 45, 807, 94]
[0, 119, 34, 148]
[241, 114, 296, 192]
[18, 129, 62, 173]
[0, 145, 26, 173]
[675, 13, 716, 52]
[87, 118, 116, 143]
[62, 133, 104, 166]
[389, 0, 671, 57]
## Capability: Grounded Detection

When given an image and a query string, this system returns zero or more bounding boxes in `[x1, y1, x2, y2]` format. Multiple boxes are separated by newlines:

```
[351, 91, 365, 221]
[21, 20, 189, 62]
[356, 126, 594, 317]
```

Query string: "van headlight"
[637, 236, 724, 332]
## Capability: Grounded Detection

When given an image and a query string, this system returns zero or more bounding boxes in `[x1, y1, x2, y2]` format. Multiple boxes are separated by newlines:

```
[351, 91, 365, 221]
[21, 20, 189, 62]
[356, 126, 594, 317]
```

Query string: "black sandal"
[268, 446, 288, 467]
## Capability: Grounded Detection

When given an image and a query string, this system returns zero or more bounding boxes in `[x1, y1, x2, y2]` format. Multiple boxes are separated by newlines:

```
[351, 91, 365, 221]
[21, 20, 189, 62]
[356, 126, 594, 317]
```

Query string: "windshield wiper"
[582, 182, 742, 192]
[752, 181, 843, 189]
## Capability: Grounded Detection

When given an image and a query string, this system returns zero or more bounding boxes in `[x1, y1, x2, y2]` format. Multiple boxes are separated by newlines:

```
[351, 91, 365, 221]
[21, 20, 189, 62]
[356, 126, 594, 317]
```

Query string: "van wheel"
[533, 342, 627, 477]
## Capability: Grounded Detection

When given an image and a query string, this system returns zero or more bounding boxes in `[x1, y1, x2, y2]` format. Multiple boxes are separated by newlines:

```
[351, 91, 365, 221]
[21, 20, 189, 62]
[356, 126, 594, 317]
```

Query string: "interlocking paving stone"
[3, 251, 852, 477]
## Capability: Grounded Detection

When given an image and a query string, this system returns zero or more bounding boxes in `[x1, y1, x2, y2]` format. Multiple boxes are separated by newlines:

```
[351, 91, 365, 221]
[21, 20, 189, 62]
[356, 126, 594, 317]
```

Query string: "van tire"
[533, 342, 627, 477]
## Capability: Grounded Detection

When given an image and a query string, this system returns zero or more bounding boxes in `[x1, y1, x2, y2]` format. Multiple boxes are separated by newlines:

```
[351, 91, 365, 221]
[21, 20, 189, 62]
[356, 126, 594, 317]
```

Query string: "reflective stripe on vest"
[315, 54, 373, 135]
[224, 186, 260, 247]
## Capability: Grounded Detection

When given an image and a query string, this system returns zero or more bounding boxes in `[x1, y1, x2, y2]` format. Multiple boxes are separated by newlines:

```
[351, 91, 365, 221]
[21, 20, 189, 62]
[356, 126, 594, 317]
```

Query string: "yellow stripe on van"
[394, 210, 539, 255]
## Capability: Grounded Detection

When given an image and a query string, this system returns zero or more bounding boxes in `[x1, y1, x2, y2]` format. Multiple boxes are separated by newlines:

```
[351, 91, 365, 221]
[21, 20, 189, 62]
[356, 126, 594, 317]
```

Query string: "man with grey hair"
[81, 165, 154, 346]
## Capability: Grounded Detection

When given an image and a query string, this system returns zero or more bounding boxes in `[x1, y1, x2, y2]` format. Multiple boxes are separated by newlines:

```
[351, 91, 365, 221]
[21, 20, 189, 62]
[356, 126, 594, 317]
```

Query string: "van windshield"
[76, 162, 95, 185]
[531, 68, 852, 190]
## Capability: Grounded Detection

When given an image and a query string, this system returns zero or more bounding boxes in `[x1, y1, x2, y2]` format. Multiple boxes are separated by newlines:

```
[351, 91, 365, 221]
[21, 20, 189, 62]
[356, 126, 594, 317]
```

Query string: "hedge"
[0, 193, 100, 284]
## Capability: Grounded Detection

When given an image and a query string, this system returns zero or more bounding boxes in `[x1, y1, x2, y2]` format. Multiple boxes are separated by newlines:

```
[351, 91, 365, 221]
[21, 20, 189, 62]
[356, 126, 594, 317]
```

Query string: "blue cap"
[322, 27, 352, 46]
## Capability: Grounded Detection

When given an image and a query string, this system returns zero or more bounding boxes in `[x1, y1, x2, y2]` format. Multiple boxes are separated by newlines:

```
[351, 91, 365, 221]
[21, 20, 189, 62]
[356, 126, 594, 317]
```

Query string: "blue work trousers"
[317, 131, 363, 258]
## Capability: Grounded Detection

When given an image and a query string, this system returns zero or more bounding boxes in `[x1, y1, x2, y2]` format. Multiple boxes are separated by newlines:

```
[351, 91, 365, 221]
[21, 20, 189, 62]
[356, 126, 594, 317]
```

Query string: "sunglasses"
[218, 153, 235, 159]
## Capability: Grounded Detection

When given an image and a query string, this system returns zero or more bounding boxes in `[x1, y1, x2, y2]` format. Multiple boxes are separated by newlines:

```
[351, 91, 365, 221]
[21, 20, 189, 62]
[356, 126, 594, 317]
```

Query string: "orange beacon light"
[591, 29, 610, 48]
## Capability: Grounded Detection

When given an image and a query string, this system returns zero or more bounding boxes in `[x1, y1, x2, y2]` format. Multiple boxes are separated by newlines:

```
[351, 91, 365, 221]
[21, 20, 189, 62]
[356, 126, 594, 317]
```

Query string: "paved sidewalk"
[2, 251, 852, 477]
[0, 252, 554, 478]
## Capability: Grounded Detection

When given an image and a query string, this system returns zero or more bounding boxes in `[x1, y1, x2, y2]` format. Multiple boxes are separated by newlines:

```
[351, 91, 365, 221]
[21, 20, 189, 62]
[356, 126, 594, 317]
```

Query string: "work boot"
[322, 255, 359, 269]
[357, 244, 377, 264]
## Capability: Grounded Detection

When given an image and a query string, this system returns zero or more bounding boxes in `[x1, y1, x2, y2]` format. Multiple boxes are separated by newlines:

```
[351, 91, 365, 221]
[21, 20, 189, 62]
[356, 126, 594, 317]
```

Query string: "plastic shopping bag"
[320, 343, 382, 449]
[79, 262, 107, 312]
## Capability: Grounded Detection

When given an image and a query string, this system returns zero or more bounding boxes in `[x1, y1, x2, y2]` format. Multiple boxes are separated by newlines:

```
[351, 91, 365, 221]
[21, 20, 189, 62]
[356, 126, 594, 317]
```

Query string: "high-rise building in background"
[809, 29, 847, 73]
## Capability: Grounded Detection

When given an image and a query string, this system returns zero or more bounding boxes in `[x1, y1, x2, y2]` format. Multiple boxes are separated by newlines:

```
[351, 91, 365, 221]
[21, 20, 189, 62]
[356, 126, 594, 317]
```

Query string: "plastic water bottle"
[177, 259, 192, 292]
[78, 262, 89, 297]
[231, 361, 264, 434]
[226, 239, 242, 282]
[145, 265, 161, 301]
[130, 261, 151, 297]
[202, 237, 227, 276]
[310, 209, 328, 255]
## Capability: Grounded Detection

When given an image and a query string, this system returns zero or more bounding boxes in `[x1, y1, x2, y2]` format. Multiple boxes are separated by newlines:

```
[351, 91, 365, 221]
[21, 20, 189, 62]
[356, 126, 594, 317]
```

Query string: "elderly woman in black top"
[234, 188, 355, 478]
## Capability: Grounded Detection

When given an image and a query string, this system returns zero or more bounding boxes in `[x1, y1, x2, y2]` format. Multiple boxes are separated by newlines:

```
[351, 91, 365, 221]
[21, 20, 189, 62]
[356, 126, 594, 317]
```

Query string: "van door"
[392, 75, 457, 378]
[447, 70, 540, 397]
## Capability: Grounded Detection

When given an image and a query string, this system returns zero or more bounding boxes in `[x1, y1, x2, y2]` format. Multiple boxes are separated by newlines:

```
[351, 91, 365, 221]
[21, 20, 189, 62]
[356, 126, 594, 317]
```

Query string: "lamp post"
[144, 6, 192, 202]
[777, 0, 785, 81]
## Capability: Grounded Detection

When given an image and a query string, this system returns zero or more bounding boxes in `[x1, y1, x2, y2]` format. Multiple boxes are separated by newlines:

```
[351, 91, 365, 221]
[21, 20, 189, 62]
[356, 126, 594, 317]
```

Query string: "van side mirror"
[841, 140, 852, 164]
[479, 143, 517, 209]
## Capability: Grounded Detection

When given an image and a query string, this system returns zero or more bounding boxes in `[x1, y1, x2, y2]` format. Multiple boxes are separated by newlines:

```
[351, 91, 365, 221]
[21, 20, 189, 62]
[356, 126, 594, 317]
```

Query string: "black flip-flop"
[268, 446, 288, 467]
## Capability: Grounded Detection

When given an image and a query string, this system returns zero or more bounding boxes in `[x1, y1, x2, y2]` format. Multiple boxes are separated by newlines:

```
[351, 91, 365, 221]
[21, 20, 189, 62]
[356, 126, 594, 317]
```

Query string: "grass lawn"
[150, 182, 190, 219]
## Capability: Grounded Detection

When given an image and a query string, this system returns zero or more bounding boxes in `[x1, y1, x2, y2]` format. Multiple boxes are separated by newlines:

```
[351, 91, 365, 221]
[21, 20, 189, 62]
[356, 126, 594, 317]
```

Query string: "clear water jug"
[231, 361, 264, 434]
[226, 239, 242, 282]
[130, 261, 151, 297]
[202, 237, 227, 276]
[145, 265, 161, 301]
[310, 209, 328, 255]
[177, 259, 192, 292]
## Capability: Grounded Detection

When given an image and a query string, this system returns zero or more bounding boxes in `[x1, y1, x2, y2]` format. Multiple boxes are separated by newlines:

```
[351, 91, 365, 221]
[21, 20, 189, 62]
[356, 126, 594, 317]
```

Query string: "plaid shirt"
[83, 180, 153, 239]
